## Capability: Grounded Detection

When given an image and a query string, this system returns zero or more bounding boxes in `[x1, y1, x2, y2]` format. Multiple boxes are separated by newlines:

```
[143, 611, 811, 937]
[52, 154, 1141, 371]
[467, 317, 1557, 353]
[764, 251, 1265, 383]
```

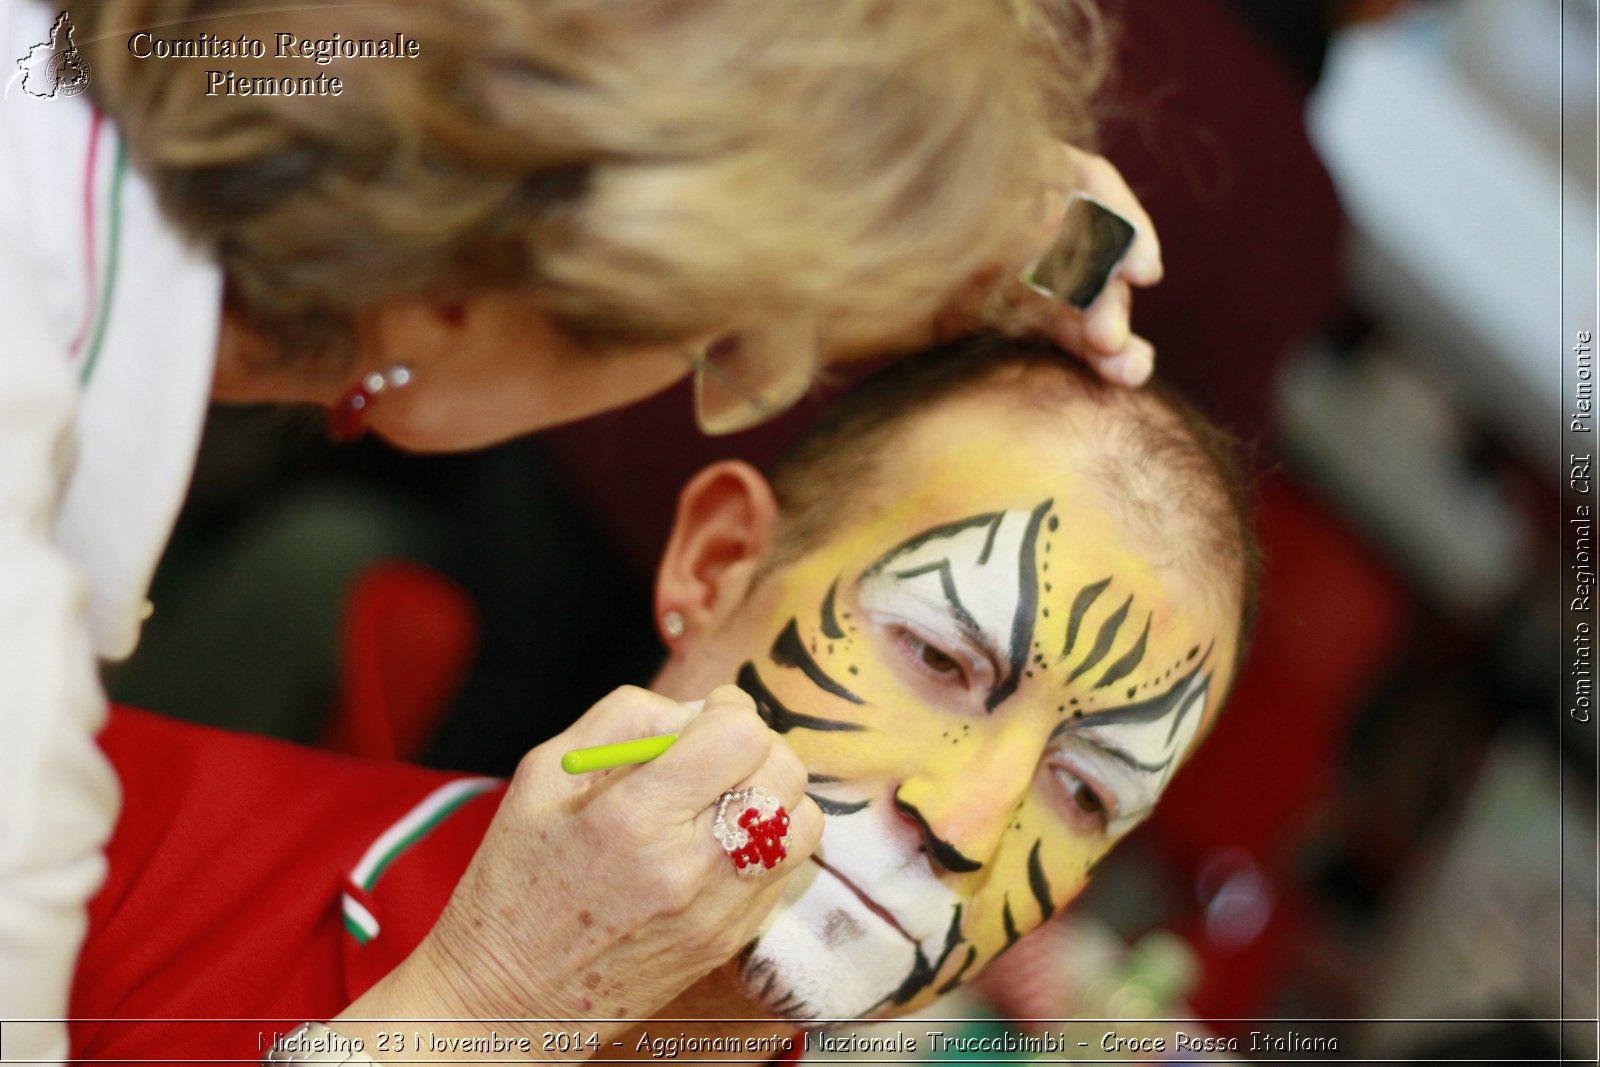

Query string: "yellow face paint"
[723, 408, 1241, 1023]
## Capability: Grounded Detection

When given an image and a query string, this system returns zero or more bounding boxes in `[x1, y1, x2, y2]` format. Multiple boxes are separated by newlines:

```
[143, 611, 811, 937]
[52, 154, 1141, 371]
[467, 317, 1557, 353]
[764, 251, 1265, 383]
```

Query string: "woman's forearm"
[0, 287, 119, 1065]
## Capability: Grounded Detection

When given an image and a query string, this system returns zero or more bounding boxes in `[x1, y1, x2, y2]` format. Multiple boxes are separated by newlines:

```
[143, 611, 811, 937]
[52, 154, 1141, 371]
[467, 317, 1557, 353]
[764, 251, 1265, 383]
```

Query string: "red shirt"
[70, 707, 502, 1063]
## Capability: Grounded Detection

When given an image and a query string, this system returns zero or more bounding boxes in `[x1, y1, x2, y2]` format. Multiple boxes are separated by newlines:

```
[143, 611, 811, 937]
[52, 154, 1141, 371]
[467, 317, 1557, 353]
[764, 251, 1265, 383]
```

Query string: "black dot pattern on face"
[1126, 686, 1137, 699]
[848, 665, 858, 674]
[1048, 516, 1060, 533]
[1188, 646, 1199, 660]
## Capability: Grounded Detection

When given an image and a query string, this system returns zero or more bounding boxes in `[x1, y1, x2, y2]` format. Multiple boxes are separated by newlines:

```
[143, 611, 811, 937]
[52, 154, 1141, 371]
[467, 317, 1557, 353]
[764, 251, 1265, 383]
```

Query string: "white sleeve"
[0, 154, 119, 1067]
[1, 7, 218, 1059]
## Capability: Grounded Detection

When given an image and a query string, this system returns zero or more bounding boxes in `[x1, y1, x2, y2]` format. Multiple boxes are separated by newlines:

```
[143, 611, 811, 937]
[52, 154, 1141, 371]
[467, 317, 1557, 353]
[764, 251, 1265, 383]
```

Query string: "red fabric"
[1138, 479, 1411, 1018]
[1148, 480, 1409, 863]
[323, 561, 480, 762]
[71, 707, 500, 1064]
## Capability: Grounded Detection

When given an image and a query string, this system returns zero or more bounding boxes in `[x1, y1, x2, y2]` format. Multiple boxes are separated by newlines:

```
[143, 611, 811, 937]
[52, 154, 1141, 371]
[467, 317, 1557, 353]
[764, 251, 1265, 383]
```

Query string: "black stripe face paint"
[1026, 838, 1055, 922]
[935, 946, 980, 995]
[860, 512, 1006, 580]
[1047, 650, 1216, 832]
[1094, 613, 1151, 689]
[1061, 577, 1111, 660]
[819, 581, 845, 640]
[893, 795, 982, 873]
[808, 794, 869, 816]
[985, 500, 1052, 711]
[999, 896, 1021, 952]
[724, 459, 1235, 1030]
[736, 662, 865, 734]
[770, 618, 865, 704]
[855, 500, 1057, 713]
[1066, 594, 1132, 683]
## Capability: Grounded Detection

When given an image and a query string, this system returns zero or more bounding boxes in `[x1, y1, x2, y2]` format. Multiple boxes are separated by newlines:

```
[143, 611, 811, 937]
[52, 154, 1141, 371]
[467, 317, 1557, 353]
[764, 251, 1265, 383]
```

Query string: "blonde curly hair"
[69, 0, 1110, 365]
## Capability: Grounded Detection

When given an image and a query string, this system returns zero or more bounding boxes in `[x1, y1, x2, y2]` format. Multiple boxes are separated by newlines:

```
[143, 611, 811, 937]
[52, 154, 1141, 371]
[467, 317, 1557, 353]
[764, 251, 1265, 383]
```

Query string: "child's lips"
[810, 855, 916, 944]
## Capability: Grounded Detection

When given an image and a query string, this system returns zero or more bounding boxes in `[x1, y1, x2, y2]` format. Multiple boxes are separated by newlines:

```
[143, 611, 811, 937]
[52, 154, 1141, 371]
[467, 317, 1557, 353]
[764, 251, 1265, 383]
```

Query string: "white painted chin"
[740, 863, 921, 1024]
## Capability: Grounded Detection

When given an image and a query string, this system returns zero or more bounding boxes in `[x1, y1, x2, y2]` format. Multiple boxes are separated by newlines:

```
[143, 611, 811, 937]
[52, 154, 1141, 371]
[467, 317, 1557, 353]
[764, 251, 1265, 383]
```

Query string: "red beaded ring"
[712, 786, 791, 875]
[327, 364, 413, 442]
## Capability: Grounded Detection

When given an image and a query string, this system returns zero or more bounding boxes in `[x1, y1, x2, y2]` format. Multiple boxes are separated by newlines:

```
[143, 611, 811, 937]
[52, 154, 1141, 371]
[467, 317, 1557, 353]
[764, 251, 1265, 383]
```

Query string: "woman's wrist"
[331, 943, 477, 1061]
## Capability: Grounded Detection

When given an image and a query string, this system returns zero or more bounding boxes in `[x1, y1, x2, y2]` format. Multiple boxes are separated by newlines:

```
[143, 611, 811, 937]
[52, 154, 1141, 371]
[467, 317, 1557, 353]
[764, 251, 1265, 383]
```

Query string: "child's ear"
[654, 461, 779, 641]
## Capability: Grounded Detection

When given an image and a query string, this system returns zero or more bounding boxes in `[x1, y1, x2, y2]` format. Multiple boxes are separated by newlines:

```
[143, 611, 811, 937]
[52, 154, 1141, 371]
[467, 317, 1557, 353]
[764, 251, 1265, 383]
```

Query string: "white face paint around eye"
[720, 481, 1235, 1024]
[1047, 665, 1212, 837]
[856, 504, 1052, 711]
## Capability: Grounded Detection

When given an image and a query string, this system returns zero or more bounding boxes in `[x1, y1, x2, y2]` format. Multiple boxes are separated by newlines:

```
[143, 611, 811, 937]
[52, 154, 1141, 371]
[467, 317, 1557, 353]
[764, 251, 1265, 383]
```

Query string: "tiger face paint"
[689, 404, 1241, 1023]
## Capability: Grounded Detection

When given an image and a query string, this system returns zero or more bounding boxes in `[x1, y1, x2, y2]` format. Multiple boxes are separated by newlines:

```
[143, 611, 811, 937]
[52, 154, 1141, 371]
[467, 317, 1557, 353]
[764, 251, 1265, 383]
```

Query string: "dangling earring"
[327, 364, 413, 442]
[661, 610, 686, 641]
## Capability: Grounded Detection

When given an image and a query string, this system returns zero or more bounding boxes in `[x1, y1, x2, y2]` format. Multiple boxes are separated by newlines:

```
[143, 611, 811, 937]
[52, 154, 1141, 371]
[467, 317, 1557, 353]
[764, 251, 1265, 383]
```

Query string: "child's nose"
[891, 729, 1043, 874]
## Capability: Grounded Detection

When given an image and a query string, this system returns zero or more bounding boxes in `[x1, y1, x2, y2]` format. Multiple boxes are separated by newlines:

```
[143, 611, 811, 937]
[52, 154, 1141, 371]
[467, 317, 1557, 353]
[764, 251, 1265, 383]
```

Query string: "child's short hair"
[765, 336, 1262, 662]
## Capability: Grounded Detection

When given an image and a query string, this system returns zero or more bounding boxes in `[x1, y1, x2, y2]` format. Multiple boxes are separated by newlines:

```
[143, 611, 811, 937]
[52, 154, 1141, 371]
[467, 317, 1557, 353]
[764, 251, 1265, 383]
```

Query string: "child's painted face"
[705, 402, 1240, 1023]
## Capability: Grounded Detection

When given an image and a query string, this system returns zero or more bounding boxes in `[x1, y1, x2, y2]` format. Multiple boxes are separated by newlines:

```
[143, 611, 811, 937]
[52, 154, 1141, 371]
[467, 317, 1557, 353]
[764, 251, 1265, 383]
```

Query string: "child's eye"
[916, 639, 961, 675]
[1072, 781, 1105, 817]
[1050, 763, 1113, 837]
[895, 628, 970, 687]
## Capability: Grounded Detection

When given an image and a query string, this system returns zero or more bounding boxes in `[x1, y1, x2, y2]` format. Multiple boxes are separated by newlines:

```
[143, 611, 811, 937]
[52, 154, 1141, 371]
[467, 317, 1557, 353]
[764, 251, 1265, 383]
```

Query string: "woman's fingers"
[1083, 276, 1133, 352]
[694, 740, 822, 944]
[382, 680, 833, 1042]
[1002, 279, 1155, 386]
[621, 684, 773, 815]
[633, 683, 820, 888]
[1011, 145, 1161, 385]
[1061, 145, 1162, 285]
[560, 682, 814, 882]
[1094, 333, 1156, 389]
[553, 684, 702, 752]
[692, 719, 811, 867]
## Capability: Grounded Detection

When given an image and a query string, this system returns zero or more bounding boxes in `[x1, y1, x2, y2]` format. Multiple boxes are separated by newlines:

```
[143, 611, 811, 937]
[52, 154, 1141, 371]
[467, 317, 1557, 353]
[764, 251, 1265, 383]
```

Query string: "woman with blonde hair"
[0, 0, 1162, 1061]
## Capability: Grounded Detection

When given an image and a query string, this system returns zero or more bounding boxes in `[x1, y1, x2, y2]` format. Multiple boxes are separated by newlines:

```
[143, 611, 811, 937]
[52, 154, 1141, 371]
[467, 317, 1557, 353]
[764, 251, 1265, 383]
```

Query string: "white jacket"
[1, 2, 221, 1059]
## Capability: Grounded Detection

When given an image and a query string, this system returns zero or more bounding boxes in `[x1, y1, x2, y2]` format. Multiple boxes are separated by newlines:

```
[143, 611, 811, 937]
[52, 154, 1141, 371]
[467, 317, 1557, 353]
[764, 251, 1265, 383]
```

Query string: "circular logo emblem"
[49, 48, 90, 97]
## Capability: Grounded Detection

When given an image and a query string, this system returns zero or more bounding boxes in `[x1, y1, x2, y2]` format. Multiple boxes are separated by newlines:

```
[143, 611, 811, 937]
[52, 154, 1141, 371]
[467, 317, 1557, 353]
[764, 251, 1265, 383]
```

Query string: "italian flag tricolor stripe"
[342, 892, 380, 945]
[69, 112, 129, 387]
[78, 138, 126, 387]
[352, 776, 499, 891]
[341, 776, 499, 944]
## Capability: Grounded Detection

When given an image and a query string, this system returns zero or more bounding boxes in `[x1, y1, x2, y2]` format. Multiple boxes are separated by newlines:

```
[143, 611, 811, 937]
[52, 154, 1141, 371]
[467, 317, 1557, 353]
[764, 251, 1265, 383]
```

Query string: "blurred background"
[105, 0, 1597, 1061]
